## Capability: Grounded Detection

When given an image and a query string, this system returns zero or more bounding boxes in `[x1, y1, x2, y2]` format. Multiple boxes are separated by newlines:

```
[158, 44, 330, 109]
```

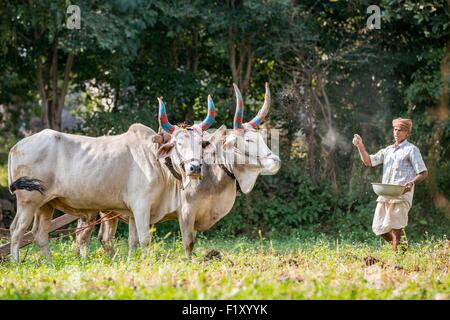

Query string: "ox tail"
[9, 176, 45, 195]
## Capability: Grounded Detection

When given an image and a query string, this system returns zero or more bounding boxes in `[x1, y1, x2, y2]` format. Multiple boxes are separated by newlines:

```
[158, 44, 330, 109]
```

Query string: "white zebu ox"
[80, 83, 280, 258]
[7, 97, 221, 262]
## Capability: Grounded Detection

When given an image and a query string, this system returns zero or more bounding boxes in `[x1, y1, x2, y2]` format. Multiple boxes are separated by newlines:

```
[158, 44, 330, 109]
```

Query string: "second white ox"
[78, 83, 281, 258]
[7, 97, 221, 262]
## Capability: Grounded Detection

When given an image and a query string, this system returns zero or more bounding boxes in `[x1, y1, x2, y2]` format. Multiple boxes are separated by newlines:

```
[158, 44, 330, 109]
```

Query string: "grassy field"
[1, 162, 449, 300]
[0, 236, 449, 300]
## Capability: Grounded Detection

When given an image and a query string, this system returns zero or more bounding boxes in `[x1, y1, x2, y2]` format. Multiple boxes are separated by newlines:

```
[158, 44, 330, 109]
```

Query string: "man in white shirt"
[352, 118, 428, 251]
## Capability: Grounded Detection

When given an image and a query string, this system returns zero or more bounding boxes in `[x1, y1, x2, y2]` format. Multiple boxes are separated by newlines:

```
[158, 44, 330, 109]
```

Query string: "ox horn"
[198, 95, 216, 131]
[233, 83, 244, 129]
[246, 82, 271, 129]
[158, 97, 177, 134]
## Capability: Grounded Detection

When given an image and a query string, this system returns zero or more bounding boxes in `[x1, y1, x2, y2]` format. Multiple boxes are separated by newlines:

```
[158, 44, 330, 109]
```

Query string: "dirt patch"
[363, 256, 383, 267]
[279, 258, 302, 267]
[204, 249, 222, 262]
[278, 272, 304, 283]
[203, 249, 234, 266]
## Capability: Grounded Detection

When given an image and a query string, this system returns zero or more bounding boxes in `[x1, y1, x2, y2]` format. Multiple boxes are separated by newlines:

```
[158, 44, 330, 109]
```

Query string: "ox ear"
[151, 134, 164, 144]
[152, 132, 172, 144]
[156, 142, 176, 159]
[203, 125, 227, 154]
[223, 134, 237, 150]
[162, 132, 172, 143]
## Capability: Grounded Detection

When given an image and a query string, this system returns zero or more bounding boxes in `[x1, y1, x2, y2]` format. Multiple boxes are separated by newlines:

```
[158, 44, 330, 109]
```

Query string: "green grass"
[0, 236, 449, 299]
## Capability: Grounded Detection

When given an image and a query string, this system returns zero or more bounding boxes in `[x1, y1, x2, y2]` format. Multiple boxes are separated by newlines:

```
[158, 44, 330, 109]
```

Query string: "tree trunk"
[55, 52, 74, 130]
[228, 27, 255, 98]
[50, 41, 58, 129]
[312, 74, 338, 192]
[37, 56, 50, 129]
[37, 48, 74, 132]
[305, 129, 319, 184]
[322, 148, 338, 192]
[191, 28, 200, 72]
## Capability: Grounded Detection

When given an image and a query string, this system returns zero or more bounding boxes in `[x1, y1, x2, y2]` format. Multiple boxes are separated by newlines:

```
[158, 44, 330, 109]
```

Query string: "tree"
[0, 0, 156, 131]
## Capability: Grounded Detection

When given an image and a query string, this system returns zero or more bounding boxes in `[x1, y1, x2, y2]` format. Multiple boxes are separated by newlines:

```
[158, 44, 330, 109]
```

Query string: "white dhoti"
[372, 201, 411, 236]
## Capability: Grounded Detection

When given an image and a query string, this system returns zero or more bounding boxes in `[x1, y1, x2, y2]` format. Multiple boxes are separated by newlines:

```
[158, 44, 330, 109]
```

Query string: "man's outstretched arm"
[352, 134, 372, 167]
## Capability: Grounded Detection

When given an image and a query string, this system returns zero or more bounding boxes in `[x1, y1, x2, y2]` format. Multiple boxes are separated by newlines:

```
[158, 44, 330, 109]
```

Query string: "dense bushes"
[215, 161, 336, 236]
[1, 0, 449, 242]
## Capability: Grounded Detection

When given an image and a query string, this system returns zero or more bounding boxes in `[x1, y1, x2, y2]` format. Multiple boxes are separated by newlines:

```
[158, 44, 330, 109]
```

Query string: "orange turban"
[392, 118, 412, 132]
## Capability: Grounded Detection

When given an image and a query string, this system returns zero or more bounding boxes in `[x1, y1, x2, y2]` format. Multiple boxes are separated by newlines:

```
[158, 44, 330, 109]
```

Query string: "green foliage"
[208, 161, 336, 237]
[0, 0, 449, 238]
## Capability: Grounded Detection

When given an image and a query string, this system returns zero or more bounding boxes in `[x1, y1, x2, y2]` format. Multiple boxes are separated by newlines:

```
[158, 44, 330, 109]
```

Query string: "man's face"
[393, 126, 408, 144]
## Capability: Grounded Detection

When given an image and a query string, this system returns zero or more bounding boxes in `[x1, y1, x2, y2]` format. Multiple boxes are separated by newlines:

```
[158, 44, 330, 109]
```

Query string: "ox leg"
[132, 207, 151, 248]
[32, 204, 54, 258]
[75, 214, 97, 257]
[98, 215, 105, 242]
[31, 212, 40, 236]
[10, 203, 38, 263]
[179, 208, 196, 260]
[99, 212, 119, 257]
[128, 216, 139, 251]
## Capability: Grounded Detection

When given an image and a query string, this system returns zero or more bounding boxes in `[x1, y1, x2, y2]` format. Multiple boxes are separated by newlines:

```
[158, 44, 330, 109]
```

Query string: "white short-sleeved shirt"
[369, 140, 427, 206]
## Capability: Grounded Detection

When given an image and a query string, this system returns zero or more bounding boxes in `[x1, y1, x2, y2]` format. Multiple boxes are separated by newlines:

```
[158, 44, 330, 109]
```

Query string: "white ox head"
[155, 96, 224, 181]
[221, 83, 281, 193]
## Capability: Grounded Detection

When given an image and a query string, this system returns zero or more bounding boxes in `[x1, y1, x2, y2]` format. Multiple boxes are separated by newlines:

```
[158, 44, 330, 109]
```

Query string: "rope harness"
[0, 212, 123, 241]
[50, 212, 122, 240]
[219, 163, 242, 193]
[219, 163, 235, 180]
[164, 157, 182, 181]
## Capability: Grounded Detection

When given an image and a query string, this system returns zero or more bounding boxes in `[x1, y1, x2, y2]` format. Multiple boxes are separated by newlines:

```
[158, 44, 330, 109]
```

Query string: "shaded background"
[0, 0, 449, 242]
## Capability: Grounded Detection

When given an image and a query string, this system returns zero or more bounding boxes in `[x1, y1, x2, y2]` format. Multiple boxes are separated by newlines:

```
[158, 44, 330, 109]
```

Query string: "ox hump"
[127, 123, 157, 138]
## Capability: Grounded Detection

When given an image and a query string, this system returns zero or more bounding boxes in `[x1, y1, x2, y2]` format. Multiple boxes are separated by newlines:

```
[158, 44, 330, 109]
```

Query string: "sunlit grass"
[0, 236, 448, 299]
[0, 163, 7, 188]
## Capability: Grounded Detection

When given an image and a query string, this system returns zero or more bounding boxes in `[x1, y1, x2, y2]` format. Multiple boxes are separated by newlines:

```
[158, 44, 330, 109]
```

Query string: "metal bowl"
[371, 183, 405, 197]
